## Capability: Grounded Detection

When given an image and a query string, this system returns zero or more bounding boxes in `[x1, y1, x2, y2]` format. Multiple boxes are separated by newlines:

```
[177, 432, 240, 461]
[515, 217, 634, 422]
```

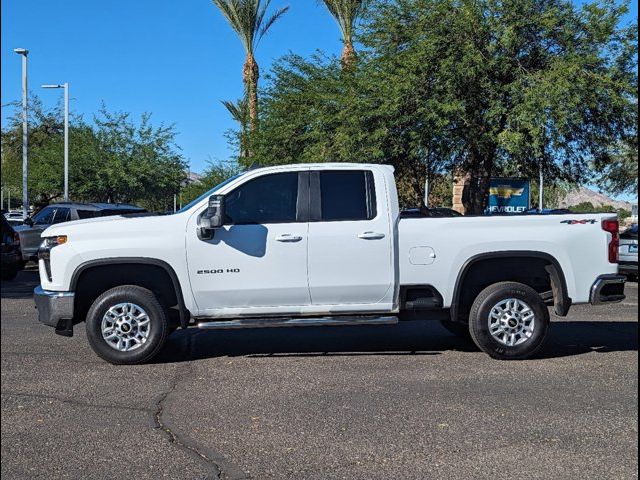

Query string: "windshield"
[176, 173, 244, 214]
[32, 206, 55, 225]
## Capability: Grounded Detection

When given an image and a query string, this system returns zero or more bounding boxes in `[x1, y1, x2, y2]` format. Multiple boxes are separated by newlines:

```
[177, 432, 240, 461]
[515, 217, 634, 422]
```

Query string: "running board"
[197, 315, 398, 330]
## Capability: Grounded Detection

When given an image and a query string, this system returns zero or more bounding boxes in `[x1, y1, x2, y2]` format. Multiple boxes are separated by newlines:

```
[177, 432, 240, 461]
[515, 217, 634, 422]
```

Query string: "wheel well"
[452, 254, 567, 322]
[72, 263, 183, 326]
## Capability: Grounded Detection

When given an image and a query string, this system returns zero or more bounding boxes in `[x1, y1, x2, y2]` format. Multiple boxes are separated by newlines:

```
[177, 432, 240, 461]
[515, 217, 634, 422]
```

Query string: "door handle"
[358, 231, 386, 240]
[275, 234, 303, 242]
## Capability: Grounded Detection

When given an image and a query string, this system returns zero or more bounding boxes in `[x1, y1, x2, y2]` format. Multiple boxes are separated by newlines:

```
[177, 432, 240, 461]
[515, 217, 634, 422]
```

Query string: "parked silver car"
[619, 224, 638, 279]
[3, 210, 27, 227]
[14, 202, 146, 261]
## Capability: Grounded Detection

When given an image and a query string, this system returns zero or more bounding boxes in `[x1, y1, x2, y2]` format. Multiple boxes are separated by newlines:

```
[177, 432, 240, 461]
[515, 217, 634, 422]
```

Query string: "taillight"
[602, 218, 619, 263]
[13, 233, 20, 245]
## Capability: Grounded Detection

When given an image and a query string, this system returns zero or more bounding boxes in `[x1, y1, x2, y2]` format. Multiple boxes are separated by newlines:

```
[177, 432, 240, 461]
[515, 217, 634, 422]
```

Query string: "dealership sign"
[485, 178, 530, 214]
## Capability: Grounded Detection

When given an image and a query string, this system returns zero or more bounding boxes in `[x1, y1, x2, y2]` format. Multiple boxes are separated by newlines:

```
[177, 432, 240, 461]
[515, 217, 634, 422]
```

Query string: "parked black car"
[1, 215, 23, 280]
[14, 202, 146, 261]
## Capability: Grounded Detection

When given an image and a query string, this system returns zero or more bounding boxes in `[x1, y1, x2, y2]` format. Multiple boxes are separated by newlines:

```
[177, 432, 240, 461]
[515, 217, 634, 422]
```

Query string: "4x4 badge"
[561, 219, 597, 225]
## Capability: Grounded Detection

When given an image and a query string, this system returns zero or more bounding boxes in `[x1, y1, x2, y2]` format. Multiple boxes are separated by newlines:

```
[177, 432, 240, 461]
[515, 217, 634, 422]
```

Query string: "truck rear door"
[307, 169, 394, 308]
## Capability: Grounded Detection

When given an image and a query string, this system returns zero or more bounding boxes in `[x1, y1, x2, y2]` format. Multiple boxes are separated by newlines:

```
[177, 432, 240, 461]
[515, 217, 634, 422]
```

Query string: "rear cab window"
[315, 170, 377, 222]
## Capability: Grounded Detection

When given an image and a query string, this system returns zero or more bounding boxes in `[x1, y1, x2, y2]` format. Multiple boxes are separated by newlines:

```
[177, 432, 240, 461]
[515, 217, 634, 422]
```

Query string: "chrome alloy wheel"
[488, 298, 535, 347]
[101, 303, 151, 352]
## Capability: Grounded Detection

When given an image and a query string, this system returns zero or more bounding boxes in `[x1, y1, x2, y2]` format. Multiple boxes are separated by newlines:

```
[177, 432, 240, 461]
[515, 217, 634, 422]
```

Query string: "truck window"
[225, 172, 299, 224]
[77, 209, 99, 219]
[319, 170, 376, 221]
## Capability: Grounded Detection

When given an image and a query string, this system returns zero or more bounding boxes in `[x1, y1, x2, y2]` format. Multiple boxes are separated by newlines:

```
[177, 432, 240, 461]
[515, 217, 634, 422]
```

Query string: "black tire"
[85, 286, 169, 365]
[468, 282, 549, 360]
[1, 265, 19, 281]
[440, 319, 472, 341]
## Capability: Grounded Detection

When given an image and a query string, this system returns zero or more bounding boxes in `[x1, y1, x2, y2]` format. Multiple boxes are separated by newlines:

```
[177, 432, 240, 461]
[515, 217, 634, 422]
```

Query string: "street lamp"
[14, 48, 29, 219]
[42, 83, 70, 202]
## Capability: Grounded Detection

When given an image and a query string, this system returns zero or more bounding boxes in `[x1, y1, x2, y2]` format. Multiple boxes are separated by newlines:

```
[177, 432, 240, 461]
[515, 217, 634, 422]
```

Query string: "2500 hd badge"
[197, 268, 241, 274]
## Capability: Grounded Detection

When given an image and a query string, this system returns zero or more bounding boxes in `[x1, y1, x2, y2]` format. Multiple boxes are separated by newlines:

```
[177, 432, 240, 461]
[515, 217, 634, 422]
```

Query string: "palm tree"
[319, 0, 369, 66]
[221, 98, 250, 158]
[211, 0, 289, 132]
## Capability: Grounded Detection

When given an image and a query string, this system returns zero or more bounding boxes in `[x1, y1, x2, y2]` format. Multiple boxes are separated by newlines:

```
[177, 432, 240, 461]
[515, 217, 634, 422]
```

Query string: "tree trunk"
[243, 53, 260, 133]
[341, 41, 357, 69]
[462, 149, 493, 215]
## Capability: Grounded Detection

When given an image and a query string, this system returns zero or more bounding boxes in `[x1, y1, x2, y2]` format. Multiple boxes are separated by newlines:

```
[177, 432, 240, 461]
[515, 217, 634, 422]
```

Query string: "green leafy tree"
[594, 139, 638, 197]
[180, 162, 240, 205]
[569, 201, 631, 220]
[1, 99, 187, 212]
[362, 0, 637, 213]
[211, 0, 289, 132]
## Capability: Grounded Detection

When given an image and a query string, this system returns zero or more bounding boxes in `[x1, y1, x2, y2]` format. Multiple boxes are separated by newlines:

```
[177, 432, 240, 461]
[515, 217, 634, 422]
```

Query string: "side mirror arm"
[197, 217, 216, 241]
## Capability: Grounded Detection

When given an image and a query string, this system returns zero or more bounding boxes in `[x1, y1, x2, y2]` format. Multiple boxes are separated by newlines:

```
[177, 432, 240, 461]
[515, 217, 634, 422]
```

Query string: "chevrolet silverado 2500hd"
[33, 164, 626, 364]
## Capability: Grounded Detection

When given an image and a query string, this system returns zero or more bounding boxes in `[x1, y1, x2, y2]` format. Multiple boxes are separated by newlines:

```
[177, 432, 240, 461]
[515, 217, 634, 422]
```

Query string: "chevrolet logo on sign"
[489, 186, 526, 199]
[486, 178, 531, 215]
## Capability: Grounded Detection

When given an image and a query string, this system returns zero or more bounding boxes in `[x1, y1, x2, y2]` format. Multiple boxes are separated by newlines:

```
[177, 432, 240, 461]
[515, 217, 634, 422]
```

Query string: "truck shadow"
[0, 269, 39, 299]
[155, 319, 638, 363]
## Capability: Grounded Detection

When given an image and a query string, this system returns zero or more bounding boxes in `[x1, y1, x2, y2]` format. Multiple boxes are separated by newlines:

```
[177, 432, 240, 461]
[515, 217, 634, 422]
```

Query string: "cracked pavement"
[2, 270, 638, 479]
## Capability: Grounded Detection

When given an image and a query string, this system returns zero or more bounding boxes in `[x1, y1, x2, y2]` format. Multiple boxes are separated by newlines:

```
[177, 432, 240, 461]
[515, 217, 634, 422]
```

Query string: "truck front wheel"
[85, 286, 169, 365]
[468, 282, 549, 360]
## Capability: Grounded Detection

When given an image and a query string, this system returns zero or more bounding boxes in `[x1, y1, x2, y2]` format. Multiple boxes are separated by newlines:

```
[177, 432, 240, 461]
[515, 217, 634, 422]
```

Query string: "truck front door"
[186, 171, 311, 314]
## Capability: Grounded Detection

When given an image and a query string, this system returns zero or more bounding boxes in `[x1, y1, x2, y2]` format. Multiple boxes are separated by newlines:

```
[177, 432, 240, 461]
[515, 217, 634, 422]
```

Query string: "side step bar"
[197, 315, 398, 330]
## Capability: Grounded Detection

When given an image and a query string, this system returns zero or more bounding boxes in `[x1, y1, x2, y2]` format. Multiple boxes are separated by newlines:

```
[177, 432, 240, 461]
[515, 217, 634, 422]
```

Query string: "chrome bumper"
[589, 274, 626, 305]
[33, 286, 75, 328]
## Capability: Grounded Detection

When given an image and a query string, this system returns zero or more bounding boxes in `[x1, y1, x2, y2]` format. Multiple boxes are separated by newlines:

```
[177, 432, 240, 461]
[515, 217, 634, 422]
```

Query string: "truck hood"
[13, 224, 39, 233]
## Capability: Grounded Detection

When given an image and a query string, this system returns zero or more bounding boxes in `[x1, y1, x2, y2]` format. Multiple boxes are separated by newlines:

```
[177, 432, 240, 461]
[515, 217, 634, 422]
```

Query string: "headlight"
[38, 235, 68, 260]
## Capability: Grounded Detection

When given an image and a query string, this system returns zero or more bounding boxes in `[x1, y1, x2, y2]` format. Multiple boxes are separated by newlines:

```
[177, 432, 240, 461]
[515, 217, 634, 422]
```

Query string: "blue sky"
[1, 0, 637, 193]
[1, 0, 341, 173]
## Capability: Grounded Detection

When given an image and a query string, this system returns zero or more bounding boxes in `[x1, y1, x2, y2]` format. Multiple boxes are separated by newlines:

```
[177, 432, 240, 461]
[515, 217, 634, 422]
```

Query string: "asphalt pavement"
[1, 270, 638, 480]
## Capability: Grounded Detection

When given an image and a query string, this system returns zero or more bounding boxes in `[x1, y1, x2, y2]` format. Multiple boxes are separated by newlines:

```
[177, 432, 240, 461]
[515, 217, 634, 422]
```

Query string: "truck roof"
[249, 163, 395, 173]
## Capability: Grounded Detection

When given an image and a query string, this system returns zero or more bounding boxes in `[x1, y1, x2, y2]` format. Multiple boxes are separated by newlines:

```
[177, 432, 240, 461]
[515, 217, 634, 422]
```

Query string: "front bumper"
[33, 286, 75, 328]
[589, 274, 626, 305]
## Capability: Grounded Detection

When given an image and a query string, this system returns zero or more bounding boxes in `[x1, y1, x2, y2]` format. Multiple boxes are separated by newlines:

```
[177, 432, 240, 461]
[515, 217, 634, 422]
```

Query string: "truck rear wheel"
[85, 286, 169, 365]
[468, 282, 549, 360]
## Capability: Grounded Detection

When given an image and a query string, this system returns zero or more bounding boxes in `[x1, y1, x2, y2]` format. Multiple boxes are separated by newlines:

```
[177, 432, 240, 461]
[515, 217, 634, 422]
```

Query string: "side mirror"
[24, 217, 34, 226]
[197, 195, 225, 240]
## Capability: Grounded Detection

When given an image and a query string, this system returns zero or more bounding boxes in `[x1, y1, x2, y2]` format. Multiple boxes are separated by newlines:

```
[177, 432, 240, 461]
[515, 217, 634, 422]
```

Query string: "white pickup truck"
[34, 163, 626, 364]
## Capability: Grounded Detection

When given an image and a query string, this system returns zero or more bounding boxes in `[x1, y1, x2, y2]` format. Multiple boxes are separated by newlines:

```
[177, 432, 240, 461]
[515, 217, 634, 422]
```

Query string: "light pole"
[42, 83, 70, 202]
[14, 48, 29, 219]
[538, 161, 544, 212]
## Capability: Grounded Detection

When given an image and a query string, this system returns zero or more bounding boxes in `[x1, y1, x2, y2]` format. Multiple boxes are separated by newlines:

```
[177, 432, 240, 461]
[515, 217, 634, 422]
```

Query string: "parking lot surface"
[1, 271, 638, 480]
